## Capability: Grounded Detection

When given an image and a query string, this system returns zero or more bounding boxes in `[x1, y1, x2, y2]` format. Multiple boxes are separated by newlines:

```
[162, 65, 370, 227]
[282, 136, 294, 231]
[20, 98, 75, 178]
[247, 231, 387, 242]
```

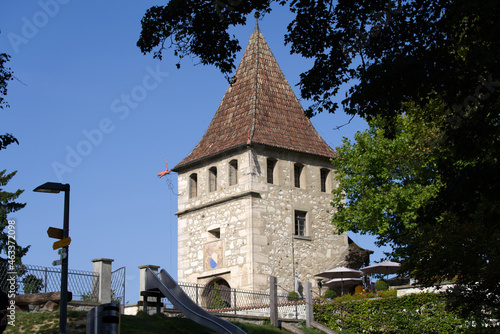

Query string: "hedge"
[314, 292, 497, 333]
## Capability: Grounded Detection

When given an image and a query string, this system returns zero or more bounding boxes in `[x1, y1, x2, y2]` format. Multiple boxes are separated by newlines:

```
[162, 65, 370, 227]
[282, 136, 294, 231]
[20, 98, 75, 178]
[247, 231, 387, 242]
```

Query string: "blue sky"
[1, 1, 390, 303]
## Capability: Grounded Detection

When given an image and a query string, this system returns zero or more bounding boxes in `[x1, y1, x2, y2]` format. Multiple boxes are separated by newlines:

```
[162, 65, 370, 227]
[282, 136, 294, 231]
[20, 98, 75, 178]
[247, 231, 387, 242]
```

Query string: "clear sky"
[1, 1, 390, 303]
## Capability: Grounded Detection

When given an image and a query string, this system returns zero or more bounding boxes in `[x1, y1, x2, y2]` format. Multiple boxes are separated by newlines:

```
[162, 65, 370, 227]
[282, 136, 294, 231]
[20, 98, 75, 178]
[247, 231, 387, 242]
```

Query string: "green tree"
[137, 0, 500, 322]
[332, 104, 445, 254]
[1, 39, 30, 289]
[22, 274, 44, 294]
[0, 170, 30, 263]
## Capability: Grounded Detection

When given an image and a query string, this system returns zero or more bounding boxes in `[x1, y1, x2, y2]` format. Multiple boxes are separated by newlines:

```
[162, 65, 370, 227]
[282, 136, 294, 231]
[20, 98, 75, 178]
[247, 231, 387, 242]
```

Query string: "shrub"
[378, 289, 396, 298]
[324, 289, 336, 299]
[313, 292, 484, 333]
[208, 283, 228, 309]
[287, 291, 299, 301]
[22, 274, 44, 294]
[374, 280, 389, 291]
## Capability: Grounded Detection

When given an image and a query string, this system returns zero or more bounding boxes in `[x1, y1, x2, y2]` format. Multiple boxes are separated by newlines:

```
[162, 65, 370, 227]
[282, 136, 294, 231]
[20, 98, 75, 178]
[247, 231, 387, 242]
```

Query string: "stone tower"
[173, 22, 350, 293]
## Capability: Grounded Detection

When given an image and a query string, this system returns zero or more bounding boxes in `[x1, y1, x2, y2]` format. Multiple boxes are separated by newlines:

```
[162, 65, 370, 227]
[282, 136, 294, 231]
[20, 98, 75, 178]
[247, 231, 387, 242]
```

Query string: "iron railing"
[111, 266, 126, 305]
[0, 262, 99, 301]
[160, 282, 306, 319]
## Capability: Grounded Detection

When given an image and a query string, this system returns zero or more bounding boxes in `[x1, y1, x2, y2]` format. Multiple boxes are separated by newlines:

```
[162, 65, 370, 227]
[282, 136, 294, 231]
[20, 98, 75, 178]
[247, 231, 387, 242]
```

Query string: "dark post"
[233, 289, 237, 315]
[60, 184, 70, 334]
[34, 182, 71, 334]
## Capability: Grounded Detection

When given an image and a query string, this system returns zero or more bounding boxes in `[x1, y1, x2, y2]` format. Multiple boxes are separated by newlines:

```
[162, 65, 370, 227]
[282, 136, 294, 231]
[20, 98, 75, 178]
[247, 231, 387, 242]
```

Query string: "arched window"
[189, 173, 197, 198]
[229, 160, 238, 186]
[209, 167, 217, 192]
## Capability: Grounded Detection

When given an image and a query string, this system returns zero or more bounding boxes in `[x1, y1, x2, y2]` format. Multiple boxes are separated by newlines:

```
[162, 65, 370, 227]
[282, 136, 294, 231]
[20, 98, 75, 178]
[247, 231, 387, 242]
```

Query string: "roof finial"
[254, 11, 260, 32]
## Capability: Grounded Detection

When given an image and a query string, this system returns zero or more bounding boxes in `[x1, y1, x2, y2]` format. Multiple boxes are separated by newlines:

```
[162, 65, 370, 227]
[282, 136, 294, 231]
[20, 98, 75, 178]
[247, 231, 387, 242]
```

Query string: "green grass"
[4, 310, 295, 334]
[5, 309, 87, 334]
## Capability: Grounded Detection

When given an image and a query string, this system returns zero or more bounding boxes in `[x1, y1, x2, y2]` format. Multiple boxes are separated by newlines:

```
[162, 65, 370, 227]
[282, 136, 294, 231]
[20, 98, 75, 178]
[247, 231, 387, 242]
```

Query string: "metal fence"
[111, 266, 126, 305]
[0, 262, 99, 301]
[161, 282, 306, 319]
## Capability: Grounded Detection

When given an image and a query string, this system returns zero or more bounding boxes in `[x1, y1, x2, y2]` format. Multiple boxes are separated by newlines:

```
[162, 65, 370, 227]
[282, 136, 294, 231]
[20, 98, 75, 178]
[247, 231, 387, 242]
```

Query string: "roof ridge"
[248, 26, 260, 146]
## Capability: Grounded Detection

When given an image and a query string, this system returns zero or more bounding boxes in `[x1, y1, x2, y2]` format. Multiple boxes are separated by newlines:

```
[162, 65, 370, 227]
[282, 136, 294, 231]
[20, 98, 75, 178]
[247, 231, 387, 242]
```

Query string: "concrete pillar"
[270, 275, 278, 327]
[92, 258, 114, 304]
[305, 281, 313, 327]
[138, 264, 160, 292]
[138, 265, 160, 313]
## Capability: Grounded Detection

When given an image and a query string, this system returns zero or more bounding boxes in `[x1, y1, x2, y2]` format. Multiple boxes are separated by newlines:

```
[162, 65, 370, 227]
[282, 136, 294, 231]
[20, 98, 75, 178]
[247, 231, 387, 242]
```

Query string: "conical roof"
[174, 23, 335, 171]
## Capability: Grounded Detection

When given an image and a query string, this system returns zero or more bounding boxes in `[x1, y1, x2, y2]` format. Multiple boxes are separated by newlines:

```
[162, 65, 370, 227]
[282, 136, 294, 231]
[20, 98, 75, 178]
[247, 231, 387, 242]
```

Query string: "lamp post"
[34, 182, 70, 334]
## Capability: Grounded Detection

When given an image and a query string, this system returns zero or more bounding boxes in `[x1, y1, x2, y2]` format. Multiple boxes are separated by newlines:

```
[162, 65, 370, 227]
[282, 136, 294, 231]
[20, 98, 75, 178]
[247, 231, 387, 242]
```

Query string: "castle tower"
[173, 22, 350, 293]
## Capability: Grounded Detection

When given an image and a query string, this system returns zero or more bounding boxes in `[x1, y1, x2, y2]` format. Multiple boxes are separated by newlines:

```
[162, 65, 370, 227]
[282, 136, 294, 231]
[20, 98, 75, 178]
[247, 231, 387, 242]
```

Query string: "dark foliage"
[137, 0, 500, 323]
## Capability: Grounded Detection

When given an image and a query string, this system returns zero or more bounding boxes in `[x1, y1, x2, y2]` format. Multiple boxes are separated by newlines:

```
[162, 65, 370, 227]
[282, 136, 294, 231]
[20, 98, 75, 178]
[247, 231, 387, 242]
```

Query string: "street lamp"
[34, 182, 70, 334]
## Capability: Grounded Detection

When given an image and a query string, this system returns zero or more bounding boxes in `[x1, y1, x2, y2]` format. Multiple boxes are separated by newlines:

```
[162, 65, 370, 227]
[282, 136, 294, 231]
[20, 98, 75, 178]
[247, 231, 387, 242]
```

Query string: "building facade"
[173, 22, 351, 294]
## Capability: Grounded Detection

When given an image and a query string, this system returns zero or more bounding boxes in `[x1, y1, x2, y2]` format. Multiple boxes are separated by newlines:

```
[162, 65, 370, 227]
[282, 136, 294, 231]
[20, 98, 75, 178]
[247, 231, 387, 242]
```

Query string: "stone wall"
[176, 146, 349, 294]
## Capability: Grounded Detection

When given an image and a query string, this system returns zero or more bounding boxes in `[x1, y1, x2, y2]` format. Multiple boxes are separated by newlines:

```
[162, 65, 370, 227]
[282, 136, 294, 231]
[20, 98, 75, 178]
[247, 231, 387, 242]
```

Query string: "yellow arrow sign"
[47, 227, 64, 239]
[52, 237, 71, 250]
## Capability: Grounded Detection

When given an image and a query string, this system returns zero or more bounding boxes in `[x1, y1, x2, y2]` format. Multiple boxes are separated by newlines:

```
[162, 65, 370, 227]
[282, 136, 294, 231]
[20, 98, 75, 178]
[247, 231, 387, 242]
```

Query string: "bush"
[287, 291, 299, 301]
[313, 292, 487, 333]
[324, 289, 336, 299]
[374, 280, 389, 291]
[208, 283, 229, 309]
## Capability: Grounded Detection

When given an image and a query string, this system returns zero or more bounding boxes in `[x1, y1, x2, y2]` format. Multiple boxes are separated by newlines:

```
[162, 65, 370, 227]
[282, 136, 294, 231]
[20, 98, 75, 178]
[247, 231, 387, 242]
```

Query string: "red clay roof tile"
[174, 25, 336, 170]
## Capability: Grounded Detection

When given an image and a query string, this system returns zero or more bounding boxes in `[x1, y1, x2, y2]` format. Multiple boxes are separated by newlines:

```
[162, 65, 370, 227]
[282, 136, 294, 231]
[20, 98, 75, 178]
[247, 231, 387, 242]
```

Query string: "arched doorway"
[202, 278, 231, 310]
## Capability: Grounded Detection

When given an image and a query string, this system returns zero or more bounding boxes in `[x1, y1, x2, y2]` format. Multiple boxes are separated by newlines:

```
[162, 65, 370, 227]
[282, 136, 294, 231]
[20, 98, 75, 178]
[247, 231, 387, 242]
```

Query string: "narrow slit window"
[267, 159, 276, 184]
[294, 164, 303, 188]
[320, 169, 329, 193]
[189, 173, 198, 198]
[209, 167, 217, 192]
[229, 160, 238, 186]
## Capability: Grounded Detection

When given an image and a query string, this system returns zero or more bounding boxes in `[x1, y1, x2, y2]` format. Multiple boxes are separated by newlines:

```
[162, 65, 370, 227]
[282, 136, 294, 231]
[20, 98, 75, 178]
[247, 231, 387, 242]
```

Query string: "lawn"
[4, 310, 300, 334]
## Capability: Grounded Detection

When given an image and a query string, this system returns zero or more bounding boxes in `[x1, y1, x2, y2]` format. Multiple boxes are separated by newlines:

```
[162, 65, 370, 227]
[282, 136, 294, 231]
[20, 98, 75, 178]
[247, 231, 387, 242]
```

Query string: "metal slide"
[144, 268, 247, 334]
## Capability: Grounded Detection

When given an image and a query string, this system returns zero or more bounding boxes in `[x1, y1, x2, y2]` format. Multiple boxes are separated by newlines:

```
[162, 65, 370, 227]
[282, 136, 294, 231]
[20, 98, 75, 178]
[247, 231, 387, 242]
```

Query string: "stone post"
[305, 281, 313, 327]
[91, 258, 114, 304]
[138, 265, 160, 313]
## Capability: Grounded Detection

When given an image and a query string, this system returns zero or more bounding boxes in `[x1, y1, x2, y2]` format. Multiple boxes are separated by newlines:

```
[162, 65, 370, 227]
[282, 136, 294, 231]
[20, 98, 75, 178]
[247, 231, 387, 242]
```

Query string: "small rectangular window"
[208, 228, 221, 239]
[294, 211, 306, 236]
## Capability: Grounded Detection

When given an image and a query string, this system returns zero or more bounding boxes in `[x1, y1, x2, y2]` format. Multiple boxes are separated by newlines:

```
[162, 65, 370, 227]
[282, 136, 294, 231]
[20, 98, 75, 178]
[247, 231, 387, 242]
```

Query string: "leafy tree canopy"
[332, 103, 445, 244]
[1, 49, 19, 150]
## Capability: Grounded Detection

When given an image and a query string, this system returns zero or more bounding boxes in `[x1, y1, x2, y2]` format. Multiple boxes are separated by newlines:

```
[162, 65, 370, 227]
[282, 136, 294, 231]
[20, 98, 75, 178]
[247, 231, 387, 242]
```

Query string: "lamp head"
[34, 182, 69, 193]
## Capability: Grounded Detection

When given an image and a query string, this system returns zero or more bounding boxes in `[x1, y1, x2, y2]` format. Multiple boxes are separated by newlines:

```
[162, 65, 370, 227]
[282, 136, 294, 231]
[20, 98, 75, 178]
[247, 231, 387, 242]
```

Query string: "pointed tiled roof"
[174, 22, 336, 171]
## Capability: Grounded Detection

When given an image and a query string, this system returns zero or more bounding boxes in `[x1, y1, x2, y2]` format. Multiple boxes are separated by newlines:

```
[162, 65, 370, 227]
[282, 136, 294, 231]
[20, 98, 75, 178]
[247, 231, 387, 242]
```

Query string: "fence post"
[233, 289, 237, 315]
[270, 275, 278, 327]
[196, 284, 199, 305]
[138, 264, 160, 313]
[305, 281, 312, 328]
[92, 258, 114, 304]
